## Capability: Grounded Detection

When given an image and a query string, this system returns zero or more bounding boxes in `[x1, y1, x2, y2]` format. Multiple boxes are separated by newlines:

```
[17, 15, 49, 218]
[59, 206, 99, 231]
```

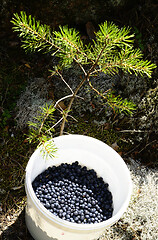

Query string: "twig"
[46, 117, 64, 133]
[38, 109, 50, 135]
[12, 159, 25, 170]
[54, 94, 73, 109]
[59, 41, 109, 135]
[66, 114, 78, 122]
[15, 153, 29, 159]
[73, 57, 87, 75]
[54, 94, 84, 109]
[138, 139, 157, 153]
[1, 84, 9, 108]
[87, 79, 111, 98]
[59, 75, 87, 135]
[124, 143, 141, 156]
[124, 139, 157, 157]
[3, 191, 10, 212]
[90, 68, 102, 75]
[12, 185, 24, 190]
[56, 69, 74, 94]
[119, 129, 150, 133]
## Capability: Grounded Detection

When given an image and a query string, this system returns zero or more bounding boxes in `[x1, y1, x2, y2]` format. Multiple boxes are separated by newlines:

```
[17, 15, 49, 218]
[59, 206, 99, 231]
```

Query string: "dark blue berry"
[45, 203, 50, 208]
[32, 161, 113, 224]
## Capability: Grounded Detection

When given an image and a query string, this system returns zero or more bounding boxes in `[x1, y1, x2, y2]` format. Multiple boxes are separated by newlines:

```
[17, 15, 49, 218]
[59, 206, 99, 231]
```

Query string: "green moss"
[67, 115, 132, 151]
[0, 127, 34, 211]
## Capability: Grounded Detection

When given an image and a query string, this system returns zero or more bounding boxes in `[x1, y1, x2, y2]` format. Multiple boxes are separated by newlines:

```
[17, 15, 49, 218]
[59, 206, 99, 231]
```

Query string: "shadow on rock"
[1, 209, 34, 240]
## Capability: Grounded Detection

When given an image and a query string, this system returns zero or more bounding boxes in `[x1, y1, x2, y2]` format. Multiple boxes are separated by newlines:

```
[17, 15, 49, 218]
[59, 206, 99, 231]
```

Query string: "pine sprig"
[11, 12, 157, 140]
[53, 26, 87, 67]
[88, 80, 136, 114]
[95, 21, 135, 46]
[11, 12, 54, 53]
[106, 92, 136, 115]
[11, 12, 156, 77]
[116, 47, 156, 77]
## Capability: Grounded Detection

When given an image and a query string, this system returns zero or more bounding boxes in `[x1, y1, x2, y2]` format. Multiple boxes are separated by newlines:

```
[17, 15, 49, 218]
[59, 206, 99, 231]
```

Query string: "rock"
[1, 0, 139, 31]
[15, 78, 53, 128]
[111, 142, 119, 151]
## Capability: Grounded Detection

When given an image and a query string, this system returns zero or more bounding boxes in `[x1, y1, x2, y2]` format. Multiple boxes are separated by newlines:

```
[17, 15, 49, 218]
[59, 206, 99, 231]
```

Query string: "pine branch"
[87, 80, 136, 114]
[11, 12, 56, 53]
[11, 12, 156, 141]
[11, 12, 94, 68]
[116, 47, 157, 77]
[105, 92, 136, 114]
[96, 21, 135, 46]
[90, 47, 156, 77]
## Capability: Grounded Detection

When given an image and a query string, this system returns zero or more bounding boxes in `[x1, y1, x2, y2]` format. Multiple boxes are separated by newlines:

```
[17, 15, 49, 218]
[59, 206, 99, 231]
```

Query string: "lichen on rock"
[15, 77, 53, 129]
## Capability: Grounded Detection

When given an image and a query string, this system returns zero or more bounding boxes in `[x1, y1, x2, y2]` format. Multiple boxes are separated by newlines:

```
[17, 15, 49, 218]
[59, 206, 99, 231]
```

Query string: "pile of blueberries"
[32, 161, 113, 224]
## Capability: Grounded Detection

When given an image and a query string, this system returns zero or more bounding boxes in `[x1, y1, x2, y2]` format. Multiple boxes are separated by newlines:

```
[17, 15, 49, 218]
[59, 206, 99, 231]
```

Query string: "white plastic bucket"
[25, 134, 132, 240]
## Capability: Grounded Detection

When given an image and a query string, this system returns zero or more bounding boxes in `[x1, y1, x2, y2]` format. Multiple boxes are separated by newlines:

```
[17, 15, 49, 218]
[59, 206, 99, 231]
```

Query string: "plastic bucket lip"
[25, 134, 132, 231]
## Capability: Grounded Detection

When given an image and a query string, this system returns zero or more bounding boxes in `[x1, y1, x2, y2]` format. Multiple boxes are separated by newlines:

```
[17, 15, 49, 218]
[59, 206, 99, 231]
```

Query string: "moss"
[0, 127, 34, 212]
[66, 114, 133, 153]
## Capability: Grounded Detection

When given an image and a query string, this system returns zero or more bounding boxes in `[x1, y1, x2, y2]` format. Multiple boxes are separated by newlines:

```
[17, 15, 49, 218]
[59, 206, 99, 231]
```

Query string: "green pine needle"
[11, 12, 157, 156]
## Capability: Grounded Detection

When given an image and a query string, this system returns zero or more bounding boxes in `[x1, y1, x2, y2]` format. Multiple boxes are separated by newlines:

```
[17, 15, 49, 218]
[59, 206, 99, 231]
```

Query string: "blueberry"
[73, 210, 78, 216]
[45, 203, 50, 208]
[91, 218, 95, 223]
[66, 214, 70, 219]
[91, 200, 96, 205]
[70, 218, 75, 222]
[59, 199, 65, 204]
[32, 161, 113, 224]
[103, 216, 107, 221]
[91, 208, 96, 213]
[79, 215, 84, 220]
[89, 212, 93, 218]
[50, 203, 54, 208]
[62, 212, 66, 217]
[105, 204, 111, 209]
[61, 167, 65, 173]
[88, 218, 92, 223]
[87, 203, 92, 208]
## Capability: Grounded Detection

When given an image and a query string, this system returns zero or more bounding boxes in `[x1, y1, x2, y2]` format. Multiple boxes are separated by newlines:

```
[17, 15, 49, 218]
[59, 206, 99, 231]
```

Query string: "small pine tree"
[11, 12, 156, 155]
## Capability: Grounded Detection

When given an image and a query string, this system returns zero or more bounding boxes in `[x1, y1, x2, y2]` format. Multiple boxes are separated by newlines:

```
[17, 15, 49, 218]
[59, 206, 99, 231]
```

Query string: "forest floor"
[0, 1, 158, 239]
